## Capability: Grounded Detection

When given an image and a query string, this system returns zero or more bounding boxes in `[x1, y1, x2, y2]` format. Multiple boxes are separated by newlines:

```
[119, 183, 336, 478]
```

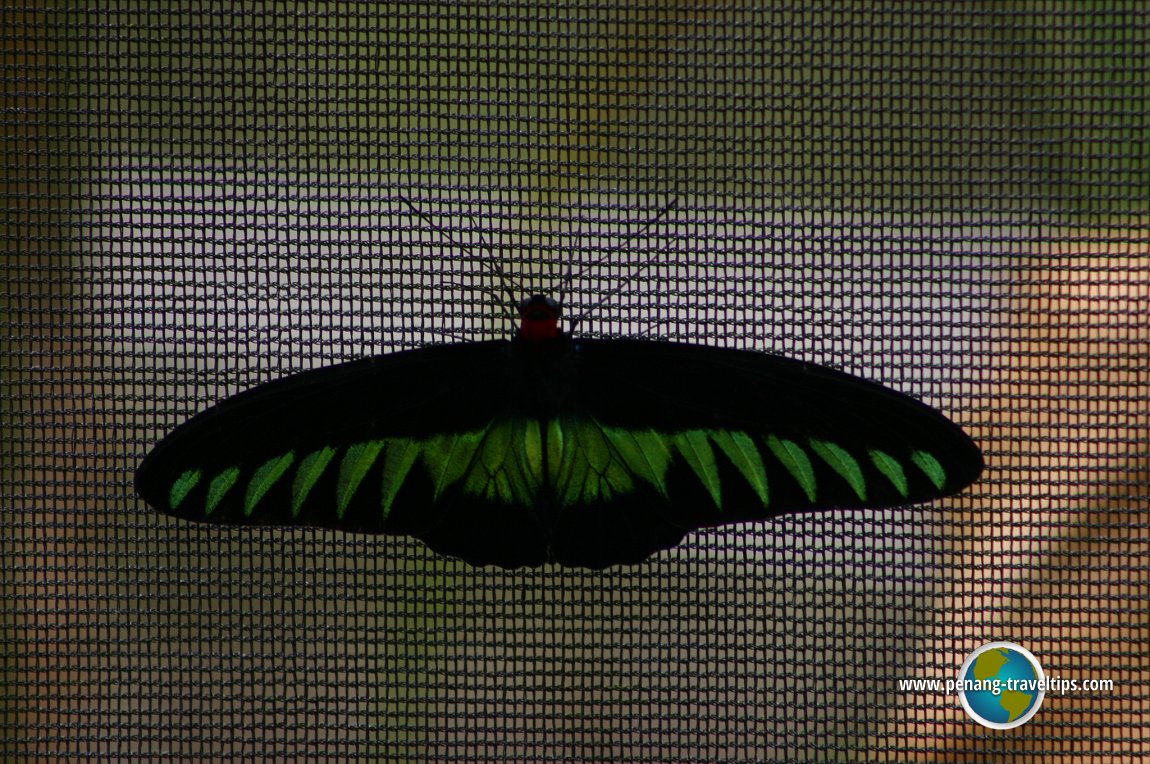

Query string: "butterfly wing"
[135, 340, 556, 566]
[137, 337, 982, 570]
[523, 338, 983, 567]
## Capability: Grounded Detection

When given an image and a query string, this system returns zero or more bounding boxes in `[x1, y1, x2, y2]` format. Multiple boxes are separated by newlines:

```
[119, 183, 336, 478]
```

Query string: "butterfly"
[136, 286, 982, 569]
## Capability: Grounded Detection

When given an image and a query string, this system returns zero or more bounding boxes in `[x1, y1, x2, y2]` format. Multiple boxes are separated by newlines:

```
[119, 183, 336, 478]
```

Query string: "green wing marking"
[465, 420, 538, 503]
[337, 441, 385, 517]
[602, 428, 673, 498]
[710, 430, 769, 507]
[522, 419, 544, 488]
[170, 469, 201, 510]
[380, 438, 420, 518]
[206, 466, 241, 515]
[425, 430, 486, 500]
[911, 450, 947, 490]
[868, 449, 909, 498]
[292, 446, 337, 516]
[244, 452, 295, 516]
[545, 419, 565, 484]
[809, 439, 867, 501]
[674, 430, 722, 508]
[470, 421, 514, 501]
[766, 435, 816, 502]
[554, 419, 638, 504]
[168, 417, 945, 522]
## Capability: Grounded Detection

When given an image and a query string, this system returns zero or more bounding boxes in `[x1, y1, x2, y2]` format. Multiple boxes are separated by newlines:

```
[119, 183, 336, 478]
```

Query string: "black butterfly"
[137, 201, 981, 568]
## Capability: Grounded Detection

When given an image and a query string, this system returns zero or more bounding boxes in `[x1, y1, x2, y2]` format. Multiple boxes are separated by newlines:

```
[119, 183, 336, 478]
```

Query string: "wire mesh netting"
[3, 4, 1148, 761]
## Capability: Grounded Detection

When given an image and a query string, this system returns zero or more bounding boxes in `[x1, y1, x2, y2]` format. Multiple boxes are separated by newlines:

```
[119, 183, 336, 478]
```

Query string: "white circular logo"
[957, 641, 1046, 729]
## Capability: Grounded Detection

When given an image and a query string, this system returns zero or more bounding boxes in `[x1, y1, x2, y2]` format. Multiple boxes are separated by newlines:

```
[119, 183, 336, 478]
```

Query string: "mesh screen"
[4, 4, 1148, 761]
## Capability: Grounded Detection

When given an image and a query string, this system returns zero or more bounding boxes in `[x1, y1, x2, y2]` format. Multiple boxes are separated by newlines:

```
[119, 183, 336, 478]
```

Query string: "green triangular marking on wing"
[766, 435, 816, 502]
[581, 420, 612, 473]
[545, 419, 565, 485]
[674, 430, 722, 508]
[553, 421, 584, 505]
[467, 421, 511, 501]
[380, 438, 420, 518]
[351, 417, 927, 516]
[809, 439, 867, 501]
[424, 430, 486, 500]
[553, 420, 604, 505]
[868, 449, 909, 498]
[468, 420, 536, 503]
[554, 419, 688, 505]
[396, 421, 545, 507]
[497, 423, 535, 501]
[628, 430, 675, 489]
[170, 469, 201, 510]
[479, 420, 512, 475]
[911, 450, 947, 490]
[205, 466, 241, 516]
[522, 418, 544, 489]
[509, 419, 549, 498]
[244, 452, 295, 516]
[583, 421, 639, 501]
[710, 430, 769, 508]
[337, 441, 385, 517]
[601, 456, 636, 501]
[603, 427, 673, 498]
[292, 446, 336, 516]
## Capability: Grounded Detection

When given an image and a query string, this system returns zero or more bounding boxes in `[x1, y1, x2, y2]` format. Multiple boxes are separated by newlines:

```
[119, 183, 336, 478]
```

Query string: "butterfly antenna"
[396, 194, 523, 315]
[419, 327, 478, 343]
[555, 196, 586, 315]
[631, 315, 677, 339]
[566, 196, 679, 334]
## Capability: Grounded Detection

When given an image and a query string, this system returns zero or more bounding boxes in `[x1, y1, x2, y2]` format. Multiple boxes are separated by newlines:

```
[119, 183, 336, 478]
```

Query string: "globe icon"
[958, 642, 1046, 729]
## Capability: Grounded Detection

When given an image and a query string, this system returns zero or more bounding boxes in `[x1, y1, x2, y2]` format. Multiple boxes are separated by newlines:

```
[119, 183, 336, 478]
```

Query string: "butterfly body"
[137, 296, 982, 569]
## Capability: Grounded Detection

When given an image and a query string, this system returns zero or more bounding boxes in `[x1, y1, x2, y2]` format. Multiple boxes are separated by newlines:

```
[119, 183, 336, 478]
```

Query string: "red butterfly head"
[516, 295, 562, 342]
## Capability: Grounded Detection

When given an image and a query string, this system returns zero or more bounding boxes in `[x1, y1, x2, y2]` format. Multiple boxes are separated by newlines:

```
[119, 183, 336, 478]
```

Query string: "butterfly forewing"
[136, 341, 516, 535]
[565, 338, 981, 516]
